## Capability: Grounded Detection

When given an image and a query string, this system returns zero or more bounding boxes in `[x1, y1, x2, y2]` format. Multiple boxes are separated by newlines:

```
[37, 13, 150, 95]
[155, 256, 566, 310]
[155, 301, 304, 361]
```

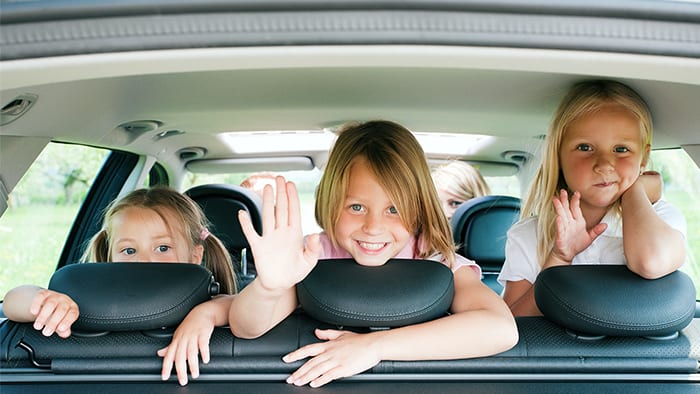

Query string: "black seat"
[450, 195, 520, 294]
[185, 184, 263, 289]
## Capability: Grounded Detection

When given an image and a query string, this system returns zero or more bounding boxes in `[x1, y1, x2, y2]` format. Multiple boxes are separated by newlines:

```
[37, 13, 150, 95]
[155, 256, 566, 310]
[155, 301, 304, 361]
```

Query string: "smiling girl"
[229, 120, 518, 388]
[498, 80, 687, 316]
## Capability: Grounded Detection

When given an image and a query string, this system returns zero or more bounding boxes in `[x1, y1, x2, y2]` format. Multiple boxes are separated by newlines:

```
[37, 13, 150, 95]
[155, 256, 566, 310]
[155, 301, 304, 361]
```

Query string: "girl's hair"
[522, 79, 653, 266]
[315, 120, 457, 267]
[432, 160, 491, 202]
[80, 186, 237, 294]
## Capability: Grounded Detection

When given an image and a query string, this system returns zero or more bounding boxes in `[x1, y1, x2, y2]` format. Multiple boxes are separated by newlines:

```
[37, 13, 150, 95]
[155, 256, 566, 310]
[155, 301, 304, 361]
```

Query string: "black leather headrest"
[48, 263, 219, 332]
[535, 265, 696, 337]
[185, 184, 263, 253]
[450, 195, 520, 270]
[297, 259, 454, 328]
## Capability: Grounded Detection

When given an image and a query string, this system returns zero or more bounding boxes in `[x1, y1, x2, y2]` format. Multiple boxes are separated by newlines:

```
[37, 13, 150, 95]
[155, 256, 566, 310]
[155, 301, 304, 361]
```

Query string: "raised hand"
[283, 329, 381, 388]
[551, 190, 607, 263]
[238, 176, 321, 293]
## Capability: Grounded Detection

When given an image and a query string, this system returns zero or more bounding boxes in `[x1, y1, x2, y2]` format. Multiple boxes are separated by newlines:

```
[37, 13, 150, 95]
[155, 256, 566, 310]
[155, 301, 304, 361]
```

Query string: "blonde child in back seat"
[499, 80, 687, 316]
[2, 186, 237, 386]
[229, 120, 518, 388]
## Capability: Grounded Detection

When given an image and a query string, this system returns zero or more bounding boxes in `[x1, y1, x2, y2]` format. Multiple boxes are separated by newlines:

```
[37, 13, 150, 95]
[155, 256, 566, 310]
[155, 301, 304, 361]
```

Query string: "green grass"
[0, 204, 80, 296]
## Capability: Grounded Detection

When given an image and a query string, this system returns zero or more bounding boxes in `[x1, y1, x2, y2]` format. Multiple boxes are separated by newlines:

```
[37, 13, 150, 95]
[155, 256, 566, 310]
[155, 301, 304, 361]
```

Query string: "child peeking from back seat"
[229, 120, 519, 388]
[2, 186, 238, 385]
[499, 79, 688, 317]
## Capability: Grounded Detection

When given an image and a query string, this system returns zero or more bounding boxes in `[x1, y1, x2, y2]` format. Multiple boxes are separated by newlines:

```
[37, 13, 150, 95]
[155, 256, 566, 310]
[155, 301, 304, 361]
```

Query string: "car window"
[648, 148, 700, 293]
[184, 168, 324, 235]
[0, 143, 109, 298]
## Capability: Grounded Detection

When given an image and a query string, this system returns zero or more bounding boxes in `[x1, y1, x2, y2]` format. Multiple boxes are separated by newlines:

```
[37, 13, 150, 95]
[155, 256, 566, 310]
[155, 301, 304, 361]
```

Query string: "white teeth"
[359, 241, 385, 250]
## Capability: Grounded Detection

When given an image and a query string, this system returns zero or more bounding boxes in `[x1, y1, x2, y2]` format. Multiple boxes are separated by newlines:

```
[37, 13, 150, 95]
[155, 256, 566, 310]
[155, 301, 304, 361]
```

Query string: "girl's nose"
[362, 213, 385, 235]
[138, 253, 154, 262]
[594, 152, 615, 173]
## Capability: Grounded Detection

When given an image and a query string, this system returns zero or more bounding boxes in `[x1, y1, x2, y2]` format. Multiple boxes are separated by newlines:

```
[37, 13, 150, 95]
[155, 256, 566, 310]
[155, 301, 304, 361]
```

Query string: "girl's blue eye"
[123, 248, 136, 255]
[350, 204, 363, 212]
[388, 206, 398, 214]
[615, 146, 630, 153]
[576, 144, 592, 152]
[448, 200, 463, 209]
[157, 245, 170, 252]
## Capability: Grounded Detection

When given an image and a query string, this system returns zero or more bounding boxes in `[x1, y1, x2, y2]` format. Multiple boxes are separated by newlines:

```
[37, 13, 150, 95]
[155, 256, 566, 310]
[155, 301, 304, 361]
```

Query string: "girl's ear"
[641, 144, 651, 168]
[191, 244, 204, 264]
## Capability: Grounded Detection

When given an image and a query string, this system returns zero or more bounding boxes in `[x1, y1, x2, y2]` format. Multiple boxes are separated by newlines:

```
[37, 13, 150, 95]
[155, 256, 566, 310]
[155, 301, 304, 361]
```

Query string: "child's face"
[108, 206, 203, 264]
[559, 104, 648, 213]
[334, 158, 412, 266]
[436, 187, 463, 221]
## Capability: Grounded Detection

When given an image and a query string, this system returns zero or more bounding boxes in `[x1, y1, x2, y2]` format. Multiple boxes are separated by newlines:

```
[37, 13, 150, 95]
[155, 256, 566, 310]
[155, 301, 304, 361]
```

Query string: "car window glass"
[649, 148, 700, 294]
[184, 168, 324, 235]
[0, 143, 109, 298]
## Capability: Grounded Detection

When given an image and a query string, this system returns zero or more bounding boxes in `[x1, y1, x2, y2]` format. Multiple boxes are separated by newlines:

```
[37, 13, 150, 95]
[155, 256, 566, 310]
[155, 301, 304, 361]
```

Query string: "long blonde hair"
[522, 80, 653, 266]
[81, 186, 237, 294]
[432, 160, 491, 202]
[315, 120, 457, 267]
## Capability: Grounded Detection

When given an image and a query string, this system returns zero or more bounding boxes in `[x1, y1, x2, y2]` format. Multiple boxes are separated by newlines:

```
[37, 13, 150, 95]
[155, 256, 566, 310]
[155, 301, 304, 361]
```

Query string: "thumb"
[304, 233, 322, 261]
[588, 223, 608, 240]
[315, 328, 344, 341]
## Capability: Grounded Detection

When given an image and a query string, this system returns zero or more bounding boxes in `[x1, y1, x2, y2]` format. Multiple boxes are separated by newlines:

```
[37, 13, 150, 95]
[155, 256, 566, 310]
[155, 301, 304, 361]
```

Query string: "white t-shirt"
[497, 200, 687, 288]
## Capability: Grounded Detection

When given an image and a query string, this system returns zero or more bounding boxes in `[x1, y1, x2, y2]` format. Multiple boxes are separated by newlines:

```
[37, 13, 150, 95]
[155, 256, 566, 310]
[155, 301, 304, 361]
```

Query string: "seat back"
[185, 184, 263, 288]
[450, 195, 520, 294]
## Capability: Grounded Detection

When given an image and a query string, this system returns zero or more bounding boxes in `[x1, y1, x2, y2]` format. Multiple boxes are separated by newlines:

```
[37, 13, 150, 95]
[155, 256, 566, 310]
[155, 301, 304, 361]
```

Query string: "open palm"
[239, 176, 321, 292]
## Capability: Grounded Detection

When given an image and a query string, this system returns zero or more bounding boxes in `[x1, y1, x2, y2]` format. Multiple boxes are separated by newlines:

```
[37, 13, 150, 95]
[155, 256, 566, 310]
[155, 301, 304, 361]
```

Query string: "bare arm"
[621, 178, 685, 279]
[228, 177, 321, 338]
[283, 267, 519, 387]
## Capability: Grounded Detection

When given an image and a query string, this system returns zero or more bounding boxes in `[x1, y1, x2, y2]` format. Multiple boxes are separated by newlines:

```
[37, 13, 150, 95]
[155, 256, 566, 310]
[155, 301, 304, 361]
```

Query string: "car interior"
[1, 1, 699, 393]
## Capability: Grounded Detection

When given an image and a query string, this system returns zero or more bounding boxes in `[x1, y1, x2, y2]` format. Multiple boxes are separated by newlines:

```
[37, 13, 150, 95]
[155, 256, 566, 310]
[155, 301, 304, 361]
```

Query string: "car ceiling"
[1, 1, 699, 182]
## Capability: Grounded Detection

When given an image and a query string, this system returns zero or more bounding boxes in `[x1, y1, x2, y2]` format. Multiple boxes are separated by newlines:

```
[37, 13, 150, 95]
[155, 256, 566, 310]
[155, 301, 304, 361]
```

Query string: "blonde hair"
[522, 80, 653, 266]
[432, 161, 491, 202]
[80, 186, 237, 294]
[315, 120, 457, 267]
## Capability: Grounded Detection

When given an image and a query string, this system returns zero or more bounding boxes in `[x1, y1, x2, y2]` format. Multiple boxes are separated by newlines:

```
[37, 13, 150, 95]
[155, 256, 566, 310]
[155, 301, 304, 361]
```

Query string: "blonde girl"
[230, 120, 518, 388]
[432, 160, 491, 220]
[3, 186, 237, 385]
[499, 80, 687, 316]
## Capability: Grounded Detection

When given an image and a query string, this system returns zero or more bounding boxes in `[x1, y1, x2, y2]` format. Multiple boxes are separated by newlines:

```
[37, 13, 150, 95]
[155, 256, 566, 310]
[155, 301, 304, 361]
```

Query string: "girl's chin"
[350, 253, 392, 267]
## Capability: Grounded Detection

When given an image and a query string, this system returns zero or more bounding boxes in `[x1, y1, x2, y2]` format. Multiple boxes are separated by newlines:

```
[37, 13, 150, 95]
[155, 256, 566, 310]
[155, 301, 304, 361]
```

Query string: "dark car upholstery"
[450, 195, 520, 294]
[2, 261, 697, 378]
[185, 183, 263, 289]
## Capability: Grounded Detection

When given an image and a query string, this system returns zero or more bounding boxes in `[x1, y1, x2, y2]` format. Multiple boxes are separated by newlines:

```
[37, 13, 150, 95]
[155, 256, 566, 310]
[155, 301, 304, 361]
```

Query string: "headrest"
[297, 259, 454, 328]
[185, 183, 263, 252]
[48, 263, 219, 332]
[535, 265, 696, 338]
[450, 195, 520, 270]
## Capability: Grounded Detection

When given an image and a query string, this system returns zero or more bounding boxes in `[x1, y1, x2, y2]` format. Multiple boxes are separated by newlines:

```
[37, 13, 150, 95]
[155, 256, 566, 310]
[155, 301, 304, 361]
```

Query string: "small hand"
[636, 170, 662, 204]
[551, 190, 607, 263]
[31, 289, 79, 338]
[283, 329, 381, 388]
[239, 176, 321, 293]
[157, 305, 215, 386]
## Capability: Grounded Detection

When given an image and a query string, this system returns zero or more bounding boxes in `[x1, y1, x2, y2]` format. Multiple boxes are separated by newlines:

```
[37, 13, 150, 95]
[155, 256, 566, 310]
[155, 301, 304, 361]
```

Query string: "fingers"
[238, 210, 259, 244]
[32, 291, 78, 338]
[274, 176, 289, 229]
